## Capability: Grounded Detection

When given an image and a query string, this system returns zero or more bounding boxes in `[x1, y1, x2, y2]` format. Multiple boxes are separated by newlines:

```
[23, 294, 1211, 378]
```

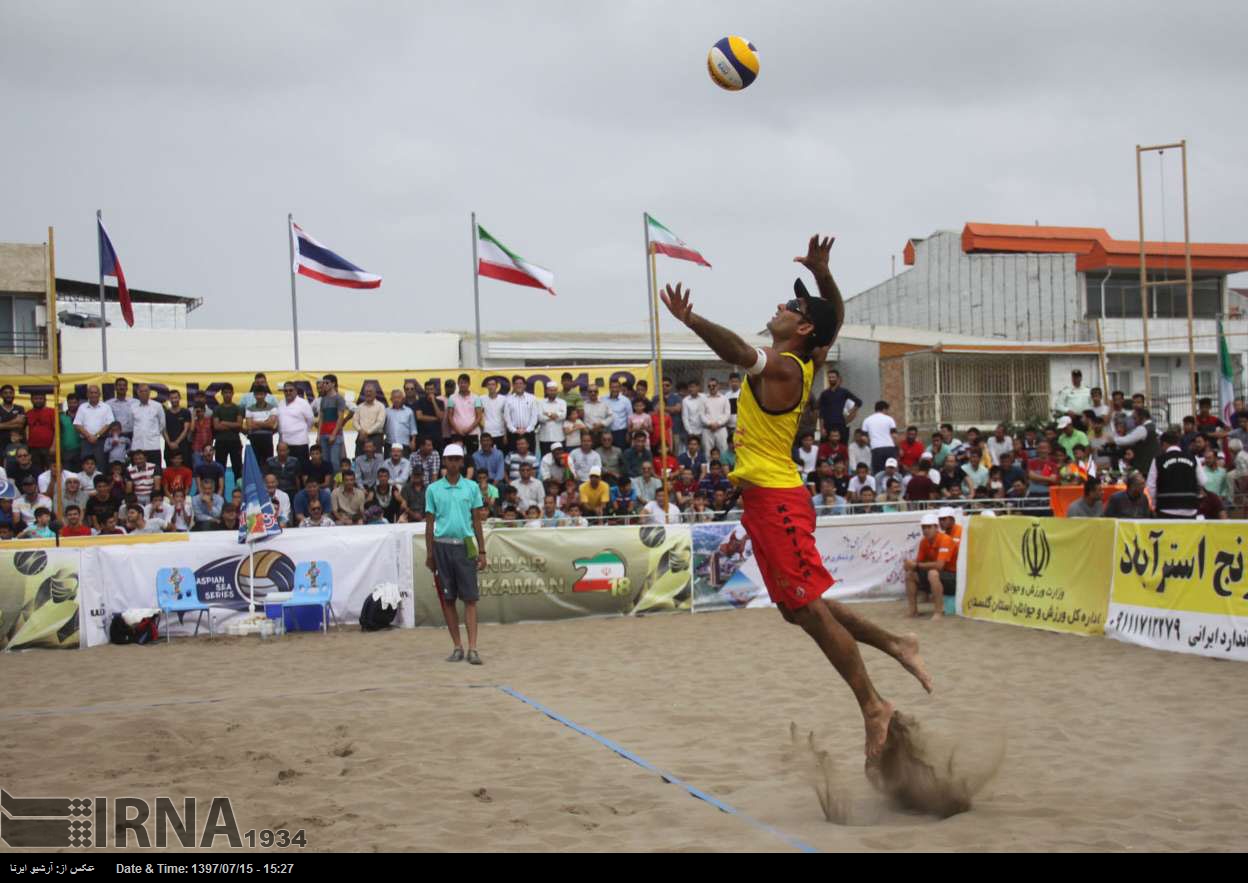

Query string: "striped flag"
[1218, 319, 1236, 425]
[646, 213, 711, 267]
[97, 218, 135, 327]
[290, 220, 381, 289]
[477, 224, 555, 295]
[572, 551, 625, 592]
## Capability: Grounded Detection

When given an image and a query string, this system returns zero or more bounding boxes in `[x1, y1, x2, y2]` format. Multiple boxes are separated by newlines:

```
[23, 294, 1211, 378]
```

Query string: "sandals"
[467, 650, 483, 665]
[446, 648, 465, 662]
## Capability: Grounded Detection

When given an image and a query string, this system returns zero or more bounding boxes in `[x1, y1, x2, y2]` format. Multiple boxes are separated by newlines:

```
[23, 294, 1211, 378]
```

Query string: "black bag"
[109, 613, 159, 645]
[358, 594, 398, 631]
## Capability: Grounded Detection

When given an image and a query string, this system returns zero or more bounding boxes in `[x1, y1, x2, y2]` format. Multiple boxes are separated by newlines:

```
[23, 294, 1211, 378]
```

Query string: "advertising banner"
[961, 516, 1114, 635]
[411, 524, 692, 626]
[692, 513, 922, 613]
[1107, 520, 1248, 661]
[0, 548, 82, 651]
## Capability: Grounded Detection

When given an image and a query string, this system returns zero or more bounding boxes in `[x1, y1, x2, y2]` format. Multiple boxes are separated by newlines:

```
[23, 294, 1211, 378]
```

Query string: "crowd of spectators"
[1, 364, 1241, 540]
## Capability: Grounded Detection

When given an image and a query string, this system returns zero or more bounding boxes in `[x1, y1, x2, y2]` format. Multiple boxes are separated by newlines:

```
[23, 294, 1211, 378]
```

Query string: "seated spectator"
[579, 466, 610, 518]
[699, 462, 732, 497]
[903, 513, 956, 619]
[609, 476, 638, 521]
[818, 428, 848, 466]
[640, 487, 681, 525]
[84, 475, 116, 531]
[874, 458, 904, 498]
[334, 459, 355, 488]
[793, 432, 819, 482]
[125, 503, 168, 534]
[985, 424, 1014, 465]
[634, 461, 662, 504]
[1103, 473, 1151, 518]
[169, 488, 194, 531]
[472, 472, 497, 519]
[263, 473, 292, 526]
[62, 475, 89, 513]
[672, 467, 699, 509]
[293, 477, 332, 526]
[540, 494, 565, 527]
[410, 436, 443, 486]
[367, 468, 401, 523]
[596, 431, 624, 485]
[561, 501, 589, 528]
[300, 500, 336, 527]
[192, 478, 225, 530]
[103, 422, 130, 466]
[652, 449, 679, 480]
[60, 504, 93, 538]
[504, 436, 538, 483]
[881, 479, 905, 512]
[539, 442, 569, 483]
[569, 434, 602, 484]
[1066, 478, 1104, 518]
[558, 477, 581, 513]
[300, 444, 334, 489]
[1201, 449, 1230, 503]
[193, 453, 225, 494]
[848, 430, 873, 472]
[353, 439, 385, 490]
[686, 492, 714, 523]
[331, 471, 367, 524]
[127, 450, 159, 506]
[903, 457, 937, 505]
[97, 512, 125, 535]
[161, 448, 194, 497]
[14, 477, 52, 524]
[266, 443, 302, 496]
[472, 433, 505, 486]
[1198, 489, 1229, 520]
[514, 462, 546, 513]
[858, 486, 880, 513]
[829, 459, 850, 498]
[677, 436, 708, 481]
[847, 462, 875, 502]
[145, 488, 175, 525]
[621, 431, 652, 478]
[218, 503, 241, 532]
[811, 478, 846, 516]
[710, 487, 741, 521]
[523, 505, 543, 528]
[107, 462, 128, 504]
[498, 506, 521, 527]
[961, 446, 990, 496]
[18, 506, 55, 540]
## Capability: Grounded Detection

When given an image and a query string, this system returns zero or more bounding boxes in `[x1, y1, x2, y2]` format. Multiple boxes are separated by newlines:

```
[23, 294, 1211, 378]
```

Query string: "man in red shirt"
[903, 456, 938, 504]
[25, 391, 56, 472]
[161, 448, 194, 497]
[817, 427, 848, 465]
[897, 425, 926, 470]
[1026, 439, 1059, 514]
[59, 504, 93, 537]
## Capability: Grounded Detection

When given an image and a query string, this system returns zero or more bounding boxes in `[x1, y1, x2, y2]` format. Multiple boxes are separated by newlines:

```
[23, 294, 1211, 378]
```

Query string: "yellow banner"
[1111, 521, 1248, 619]
[0, 365, 653, 408]
[962, 516, 1115, 635]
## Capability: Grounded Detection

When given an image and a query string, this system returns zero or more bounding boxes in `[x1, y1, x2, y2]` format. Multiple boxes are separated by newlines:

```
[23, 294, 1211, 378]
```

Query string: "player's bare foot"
[896, 633, 934, 694]
[864, 700, 895, 759]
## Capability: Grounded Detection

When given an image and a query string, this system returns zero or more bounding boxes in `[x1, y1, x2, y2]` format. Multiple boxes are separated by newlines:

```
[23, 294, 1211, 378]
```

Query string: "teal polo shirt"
[426, 475, 484, 539]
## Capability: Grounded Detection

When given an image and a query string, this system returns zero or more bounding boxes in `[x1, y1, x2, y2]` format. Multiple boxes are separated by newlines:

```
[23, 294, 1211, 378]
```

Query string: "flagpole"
[472, 212, 483, 366]
[96, 210, 107, 372]
[288, 214, 300, 371]
[643, 213, 657, 367]
[649, 248, 671, 506]
[47, 226, 64, 534]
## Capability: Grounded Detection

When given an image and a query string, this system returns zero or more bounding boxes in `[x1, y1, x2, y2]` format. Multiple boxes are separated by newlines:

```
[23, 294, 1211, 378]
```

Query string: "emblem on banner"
[1022, 521, 1052, 578]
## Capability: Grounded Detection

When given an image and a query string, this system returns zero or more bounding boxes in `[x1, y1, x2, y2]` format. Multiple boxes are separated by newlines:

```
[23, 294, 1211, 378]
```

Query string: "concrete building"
[845, 223, 1248, 427]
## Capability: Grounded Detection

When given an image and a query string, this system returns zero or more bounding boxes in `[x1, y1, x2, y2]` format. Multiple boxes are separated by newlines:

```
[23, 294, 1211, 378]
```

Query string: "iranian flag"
[477, 224, 555, 295]
[572, 551, 626, 593]
[647, 213, 711, 267]
[1218, 319, 1236, 425]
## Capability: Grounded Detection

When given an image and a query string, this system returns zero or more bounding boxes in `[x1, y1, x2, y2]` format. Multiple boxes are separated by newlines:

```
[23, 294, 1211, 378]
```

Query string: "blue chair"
[156, 566, 213, 642]
[283, 561, 337, 633]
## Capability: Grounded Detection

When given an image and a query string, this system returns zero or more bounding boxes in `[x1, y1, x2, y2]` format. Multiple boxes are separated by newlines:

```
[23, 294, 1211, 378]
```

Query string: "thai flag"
[290, 220, 382, 289]
[97, 218, 135, 326]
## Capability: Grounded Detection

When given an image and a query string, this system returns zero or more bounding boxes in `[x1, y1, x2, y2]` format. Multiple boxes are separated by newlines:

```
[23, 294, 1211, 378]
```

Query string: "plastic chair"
[284, 561, 337, 633]
[156, 566, 212, 642]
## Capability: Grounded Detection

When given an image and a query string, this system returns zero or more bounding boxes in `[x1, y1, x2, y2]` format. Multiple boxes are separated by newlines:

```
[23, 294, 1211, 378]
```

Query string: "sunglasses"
[785, 298, 814, 324]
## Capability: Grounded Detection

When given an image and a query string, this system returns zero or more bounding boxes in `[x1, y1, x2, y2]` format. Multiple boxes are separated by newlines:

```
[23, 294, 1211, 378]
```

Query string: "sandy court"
[2, 602, 1244, 852]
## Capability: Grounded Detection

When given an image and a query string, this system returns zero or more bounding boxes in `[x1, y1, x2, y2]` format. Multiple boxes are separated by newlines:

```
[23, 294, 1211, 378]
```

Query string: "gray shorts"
[434, 541, 479, 604]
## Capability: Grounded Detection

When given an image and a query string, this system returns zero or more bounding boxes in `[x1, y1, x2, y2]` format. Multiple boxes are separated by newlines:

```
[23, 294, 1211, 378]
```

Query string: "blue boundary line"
[497, 684, 819, 854]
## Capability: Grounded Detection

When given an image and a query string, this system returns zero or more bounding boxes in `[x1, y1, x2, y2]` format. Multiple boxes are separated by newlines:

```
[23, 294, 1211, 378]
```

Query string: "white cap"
[980, 509, 997, 518]
[920, 513, 939, 526]
[938, 507, 957, 520]
[443, 443, 465, 458]
[551, 442, 563, 450]
[391, 443, 404, 451]
[885, 457, 898, 468]
[920, 451, 933, 461]
[1057, 416, 1073, 429]
[589, 466, 602, 476]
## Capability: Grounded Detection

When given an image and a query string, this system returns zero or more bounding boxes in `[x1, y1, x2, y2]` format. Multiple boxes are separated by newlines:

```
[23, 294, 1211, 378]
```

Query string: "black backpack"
[109, 613, 159, 645]
[358, 594, 398, 631]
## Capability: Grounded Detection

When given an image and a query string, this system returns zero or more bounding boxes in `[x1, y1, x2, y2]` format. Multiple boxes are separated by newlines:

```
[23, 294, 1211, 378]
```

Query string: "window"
[1086, 273, 1222, 319]
[0, 294, 43, 355]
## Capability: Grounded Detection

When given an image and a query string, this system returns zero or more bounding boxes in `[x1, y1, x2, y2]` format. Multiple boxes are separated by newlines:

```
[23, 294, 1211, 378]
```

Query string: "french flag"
[97, 218, 135, 327]
[290, 220, 382, 289]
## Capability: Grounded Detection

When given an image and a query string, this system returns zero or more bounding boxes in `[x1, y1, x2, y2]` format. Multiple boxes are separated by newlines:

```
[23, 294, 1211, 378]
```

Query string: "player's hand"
[660, 283, 695, 325]
[477, 556, 487, 572]
[794, 235, 835, 274]
[425, 553, 436, 573]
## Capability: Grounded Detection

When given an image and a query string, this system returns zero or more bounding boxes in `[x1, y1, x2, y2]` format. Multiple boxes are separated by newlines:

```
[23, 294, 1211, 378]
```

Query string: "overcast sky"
[2, 1, 1245, 339]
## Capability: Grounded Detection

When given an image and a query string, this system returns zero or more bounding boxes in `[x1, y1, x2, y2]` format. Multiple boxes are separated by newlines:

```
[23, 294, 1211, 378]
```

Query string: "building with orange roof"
[844, 223, 1248, 428]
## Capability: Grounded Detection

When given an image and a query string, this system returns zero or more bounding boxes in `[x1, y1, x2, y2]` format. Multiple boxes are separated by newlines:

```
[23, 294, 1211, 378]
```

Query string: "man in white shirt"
[985, 424, 1014, 465]
[131, 383, 167, 468]
[514, 462, 546, 513]
[14, 477, 52, 524]
[479, 379, 508, 449]
[125, 503, 168, 534]
[634, 461, 662, 504]
[848, 429, 873, 473]
[682, 381, 706, 452]
[537, 384, 568, 456]
[569, 434, 602, 483]
[1090, 387, 1110, 421]
[539, 442, 569, 483]
[873, 458, 903, 497]
[1053, 369, 1093, 422]
[74, 384, 115, 469]
[383, 444, 412, 487]
[581, 385, 612, 444]
[725, 373, 742, 433]
[861, 401, 899, 473]
[276, 382, 315, 464]
[701, 378, 732, 458]
[847, 463, 876, 502]
[264, 473, 293, 526]
[641, 487, 682, 525]
[503, 375, 539, 453]
[144, 488, 175, 525]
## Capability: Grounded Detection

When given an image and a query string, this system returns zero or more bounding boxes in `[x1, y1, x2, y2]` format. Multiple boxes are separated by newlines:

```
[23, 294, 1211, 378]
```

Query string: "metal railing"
[0, 331, 49, 358]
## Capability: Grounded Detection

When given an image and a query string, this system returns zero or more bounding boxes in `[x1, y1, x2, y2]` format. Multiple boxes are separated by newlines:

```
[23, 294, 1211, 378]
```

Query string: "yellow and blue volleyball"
[707, 36, 759, 91]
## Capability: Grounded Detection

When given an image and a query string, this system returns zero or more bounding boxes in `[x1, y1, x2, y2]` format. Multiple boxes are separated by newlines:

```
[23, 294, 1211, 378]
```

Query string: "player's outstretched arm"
[794, 234, 844, 333]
